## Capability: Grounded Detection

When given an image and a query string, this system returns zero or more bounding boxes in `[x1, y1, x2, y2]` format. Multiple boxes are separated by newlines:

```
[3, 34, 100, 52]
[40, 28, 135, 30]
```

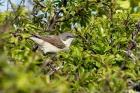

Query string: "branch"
[56, 8, 84, 23]
[34, 54, 57, 76]
[29, 25, 44, 32]
[46, 8, 62, 31]
[0, 20, 11, 34]
[62, 0, 68, 7]
[127, 20, 140, 51]
[46, 0, 69, 31]
[56, 17, 72, 22]
[8, 0, 15, 10]
[129, 81, 140, 90]
[117, 20, 140, 77]
[48, 66, 63, 75]
[34, 0, 46, 8]
[122, 20, 140, 59]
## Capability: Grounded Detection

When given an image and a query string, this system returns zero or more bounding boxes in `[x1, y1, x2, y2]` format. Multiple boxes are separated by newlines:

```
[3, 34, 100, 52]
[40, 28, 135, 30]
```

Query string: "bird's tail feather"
[30, 36, 44, 45]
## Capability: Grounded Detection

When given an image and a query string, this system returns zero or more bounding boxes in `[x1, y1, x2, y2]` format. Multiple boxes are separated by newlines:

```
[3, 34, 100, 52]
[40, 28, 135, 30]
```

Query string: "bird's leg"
[32, 44, 38, 52]
[43, 52, 47, 56]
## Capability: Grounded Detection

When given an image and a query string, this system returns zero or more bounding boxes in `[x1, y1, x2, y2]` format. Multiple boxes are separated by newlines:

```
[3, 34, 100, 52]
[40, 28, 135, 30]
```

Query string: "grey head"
[58, 32, 76, 47]
[58, 32, 76, 40]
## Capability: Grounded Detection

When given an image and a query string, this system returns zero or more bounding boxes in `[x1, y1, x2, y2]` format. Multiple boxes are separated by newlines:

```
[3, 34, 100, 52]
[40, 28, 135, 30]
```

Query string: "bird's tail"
[30, 34, 44, 45]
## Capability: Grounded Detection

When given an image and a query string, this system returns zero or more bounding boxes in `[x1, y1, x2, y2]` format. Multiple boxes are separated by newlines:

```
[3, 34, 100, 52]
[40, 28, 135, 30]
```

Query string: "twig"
[8, 0, 15, 10]
[8, 0, 25, 11]
[46, 0, 69, 31]
[34, 54, 57, 76]
[117, 20, 140, 77]
[29, 25, 44, 32]
[48, 66, 63, 75]
[34, 0, 46, 8]
[62, 0, 68, 7]
[127, 20, 140, 50]
[46, 8, 62, 31]
[56, 17, 72, 22]
[129, 81, 140, 90]
[7, 0, 9, 11]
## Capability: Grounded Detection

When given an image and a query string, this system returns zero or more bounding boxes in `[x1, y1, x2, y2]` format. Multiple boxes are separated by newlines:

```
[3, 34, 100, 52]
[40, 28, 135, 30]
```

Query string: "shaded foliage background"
[0, 0, 140, 93]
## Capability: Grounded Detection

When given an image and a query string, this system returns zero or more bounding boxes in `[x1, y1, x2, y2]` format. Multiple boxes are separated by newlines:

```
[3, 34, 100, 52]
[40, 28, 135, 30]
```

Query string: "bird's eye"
[67, 36, 71, 38]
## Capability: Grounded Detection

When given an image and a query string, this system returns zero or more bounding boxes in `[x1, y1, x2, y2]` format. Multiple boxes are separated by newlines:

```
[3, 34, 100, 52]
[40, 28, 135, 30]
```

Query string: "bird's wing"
[30, 34, 66, 49]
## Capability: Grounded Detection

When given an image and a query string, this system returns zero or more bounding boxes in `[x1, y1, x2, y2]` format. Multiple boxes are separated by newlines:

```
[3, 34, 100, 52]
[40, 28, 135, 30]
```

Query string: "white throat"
[61, 38, 74, 47]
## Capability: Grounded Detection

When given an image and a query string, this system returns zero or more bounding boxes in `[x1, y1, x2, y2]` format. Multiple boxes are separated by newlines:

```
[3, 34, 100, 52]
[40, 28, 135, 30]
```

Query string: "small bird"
[30, 32, 76, 54]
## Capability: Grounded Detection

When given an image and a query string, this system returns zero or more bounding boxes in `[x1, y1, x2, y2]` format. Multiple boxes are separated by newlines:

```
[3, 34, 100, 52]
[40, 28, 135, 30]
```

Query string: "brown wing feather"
[31, 34, 66, 49]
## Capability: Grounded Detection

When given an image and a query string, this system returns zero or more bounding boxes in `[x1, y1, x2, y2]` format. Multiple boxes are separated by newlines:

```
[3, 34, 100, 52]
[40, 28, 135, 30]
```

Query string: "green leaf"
[117, 0, 130, 9]
[125, 72, 136, 80]
[105, 55, 114, 63]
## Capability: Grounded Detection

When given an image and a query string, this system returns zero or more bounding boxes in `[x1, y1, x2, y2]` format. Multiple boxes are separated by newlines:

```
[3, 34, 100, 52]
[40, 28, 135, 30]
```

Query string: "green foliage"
[0, 0, 140, 93]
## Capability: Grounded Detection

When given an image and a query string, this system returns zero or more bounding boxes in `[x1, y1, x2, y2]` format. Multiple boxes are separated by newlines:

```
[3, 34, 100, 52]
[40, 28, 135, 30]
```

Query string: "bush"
[0, 0, 140, 93]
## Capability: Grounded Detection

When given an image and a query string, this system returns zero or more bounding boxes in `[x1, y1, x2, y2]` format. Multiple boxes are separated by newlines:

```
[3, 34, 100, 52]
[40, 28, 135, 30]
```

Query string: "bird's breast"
[40, 42, 68, 53]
